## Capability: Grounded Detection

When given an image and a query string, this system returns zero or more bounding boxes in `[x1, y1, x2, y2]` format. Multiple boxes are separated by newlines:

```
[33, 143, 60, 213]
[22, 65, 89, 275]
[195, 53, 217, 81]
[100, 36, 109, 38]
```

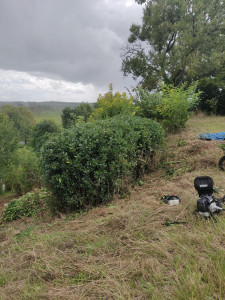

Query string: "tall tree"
[61, 103, 93, 128]
[30, 120, 60, 153]
[122, 0, 225, 90]
[0, 113, 19, 176]
[1, 105, 36, 143]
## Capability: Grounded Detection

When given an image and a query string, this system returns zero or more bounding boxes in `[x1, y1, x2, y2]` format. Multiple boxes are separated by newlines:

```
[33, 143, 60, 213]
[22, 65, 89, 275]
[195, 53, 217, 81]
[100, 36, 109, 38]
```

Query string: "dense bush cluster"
[41, 115, 164, 211]
[134, 83, 200, 132]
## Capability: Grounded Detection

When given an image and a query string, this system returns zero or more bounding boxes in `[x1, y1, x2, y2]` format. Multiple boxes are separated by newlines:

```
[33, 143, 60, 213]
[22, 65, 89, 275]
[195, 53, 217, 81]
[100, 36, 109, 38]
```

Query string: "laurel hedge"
[41, 115, 164, 210]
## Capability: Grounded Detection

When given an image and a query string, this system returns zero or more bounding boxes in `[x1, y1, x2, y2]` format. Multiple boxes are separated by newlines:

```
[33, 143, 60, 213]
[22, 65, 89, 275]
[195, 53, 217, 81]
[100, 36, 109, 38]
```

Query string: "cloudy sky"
[0, 0, 143, 102]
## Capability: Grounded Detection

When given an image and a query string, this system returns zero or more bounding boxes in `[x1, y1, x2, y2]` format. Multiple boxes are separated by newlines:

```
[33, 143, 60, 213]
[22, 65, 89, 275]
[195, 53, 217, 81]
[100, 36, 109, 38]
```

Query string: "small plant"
[1, 189, 50, 222]
[218, 143, 225, 151]
[0, 274, 7, 287]
[137, 180, 145, 186]
[177, 139, 187, 147]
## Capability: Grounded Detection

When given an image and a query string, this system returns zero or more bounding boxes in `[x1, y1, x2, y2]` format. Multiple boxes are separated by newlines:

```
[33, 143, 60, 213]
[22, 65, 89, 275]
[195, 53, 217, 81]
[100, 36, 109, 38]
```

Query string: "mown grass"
[1, 113, 225, 299]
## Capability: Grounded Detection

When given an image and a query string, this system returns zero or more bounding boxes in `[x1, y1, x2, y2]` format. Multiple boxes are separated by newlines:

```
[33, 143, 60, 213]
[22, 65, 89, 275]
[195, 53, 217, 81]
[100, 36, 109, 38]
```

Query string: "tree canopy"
[61, 103, 93, 128]
[0, 113, 19, 176]
[122, 0, 225, 90]
[0, 105, 36, 143]
[30, 120, 60, 153]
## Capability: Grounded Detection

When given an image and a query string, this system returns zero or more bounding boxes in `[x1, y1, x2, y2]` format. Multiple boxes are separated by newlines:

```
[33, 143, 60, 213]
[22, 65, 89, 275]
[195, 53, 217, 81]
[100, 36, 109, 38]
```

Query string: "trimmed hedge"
[41, 115, 164, 210]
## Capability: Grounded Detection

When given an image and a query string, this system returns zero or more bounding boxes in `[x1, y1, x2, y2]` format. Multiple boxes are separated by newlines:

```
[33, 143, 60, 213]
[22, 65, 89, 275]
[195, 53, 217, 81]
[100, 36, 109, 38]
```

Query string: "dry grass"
[1, 114, 225, 299]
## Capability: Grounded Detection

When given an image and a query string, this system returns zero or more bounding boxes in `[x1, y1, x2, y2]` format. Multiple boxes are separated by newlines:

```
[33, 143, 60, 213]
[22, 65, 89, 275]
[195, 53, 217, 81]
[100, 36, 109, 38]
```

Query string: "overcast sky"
[0, 0, 143, 102]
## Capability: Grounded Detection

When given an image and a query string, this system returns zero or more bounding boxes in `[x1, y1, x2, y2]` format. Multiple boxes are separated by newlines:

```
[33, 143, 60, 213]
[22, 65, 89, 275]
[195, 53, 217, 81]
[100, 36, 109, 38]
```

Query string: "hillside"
[1, 114, 225, 299]
[0, 101, 86, 110]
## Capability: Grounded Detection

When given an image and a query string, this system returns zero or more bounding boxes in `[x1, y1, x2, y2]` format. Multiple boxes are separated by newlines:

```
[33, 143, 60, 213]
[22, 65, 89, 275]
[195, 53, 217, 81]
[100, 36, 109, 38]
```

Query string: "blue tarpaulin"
[198, 132, 225, 140]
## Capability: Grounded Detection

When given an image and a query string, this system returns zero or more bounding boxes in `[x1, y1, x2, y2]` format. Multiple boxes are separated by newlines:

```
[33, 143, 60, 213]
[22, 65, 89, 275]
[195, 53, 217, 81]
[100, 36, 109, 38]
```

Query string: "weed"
[119, 192, 131, 199]
[14, 225, 35, 241]
[137, 180, 145, 186]
[177, 138, 187, 147]
[0, 274, 7, 287]
[1, 189, 50, 222]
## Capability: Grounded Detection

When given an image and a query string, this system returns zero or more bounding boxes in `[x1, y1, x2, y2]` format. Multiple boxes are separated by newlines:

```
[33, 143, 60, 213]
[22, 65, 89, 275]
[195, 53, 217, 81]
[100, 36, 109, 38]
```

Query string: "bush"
[134, 87, 162, 120]
[4, 147, 41, 195]
[1, 190, 49, 222]
[41, 115, 164, 211]
[157, 83, 199, 132]
[134, 83, 200, 132]
[89, 84, 136, 120]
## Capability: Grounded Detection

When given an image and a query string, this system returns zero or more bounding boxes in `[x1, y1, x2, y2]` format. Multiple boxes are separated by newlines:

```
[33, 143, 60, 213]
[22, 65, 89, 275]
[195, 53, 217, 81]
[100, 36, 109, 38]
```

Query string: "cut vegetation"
[1, 114, 225, 299]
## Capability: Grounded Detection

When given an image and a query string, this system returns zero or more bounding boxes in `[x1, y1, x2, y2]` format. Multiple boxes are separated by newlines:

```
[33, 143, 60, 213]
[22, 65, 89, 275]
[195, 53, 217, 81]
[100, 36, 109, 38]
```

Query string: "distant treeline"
[0, 101, 94, 113]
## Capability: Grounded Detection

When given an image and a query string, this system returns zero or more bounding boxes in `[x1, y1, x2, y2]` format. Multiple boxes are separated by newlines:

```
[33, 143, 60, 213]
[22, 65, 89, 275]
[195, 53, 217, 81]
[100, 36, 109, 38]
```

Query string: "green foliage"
[30, 120, 60, 153]
[4, 147, 41, 195]
[61, 103, 93, 128]
[134, 88, 162, 119]
[197, 76, 225, 115]
[41, 115, 164, 211]
[218, 143, 225, 151]
[90, 84, 136, 120]
[122, 0, 225, 90]
[0, 113, 19, 178]
[157, 83, 200, 132]
[134, 83, 200, 132]
[1, 105, 36, 143]
[1, 190, 49, 222]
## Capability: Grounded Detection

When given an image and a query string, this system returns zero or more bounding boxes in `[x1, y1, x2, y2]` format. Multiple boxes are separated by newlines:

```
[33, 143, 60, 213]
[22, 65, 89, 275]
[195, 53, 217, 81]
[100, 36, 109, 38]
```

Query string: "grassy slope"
[1, 114, 225, 299]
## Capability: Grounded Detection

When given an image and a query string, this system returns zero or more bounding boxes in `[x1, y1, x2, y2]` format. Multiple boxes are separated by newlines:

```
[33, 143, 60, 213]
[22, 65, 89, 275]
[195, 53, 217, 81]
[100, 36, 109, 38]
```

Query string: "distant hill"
[0, 101, 93, 112]
[0, 101, 96, 125]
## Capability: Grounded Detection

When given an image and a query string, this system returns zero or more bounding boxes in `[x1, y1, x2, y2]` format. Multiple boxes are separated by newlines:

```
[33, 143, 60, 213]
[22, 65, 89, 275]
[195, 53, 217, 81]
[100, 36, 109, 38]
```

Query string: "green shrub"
[134, 87, 162, 120]
[41, 115, 164, 211]
[1, 190, 49, 222]
[134, 83, 200, 132]
[4, 147, 41, 195]
[157, 83, 199, 132]
[89, 84, 136, 120]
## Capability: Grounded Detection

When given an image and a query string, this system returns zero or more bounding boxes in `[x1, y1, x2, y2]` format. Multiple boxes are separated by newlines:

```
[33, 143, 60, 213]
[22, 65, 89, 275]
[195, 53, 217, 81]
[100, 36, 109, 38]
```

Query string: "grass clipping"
[0, 114, 225, 299]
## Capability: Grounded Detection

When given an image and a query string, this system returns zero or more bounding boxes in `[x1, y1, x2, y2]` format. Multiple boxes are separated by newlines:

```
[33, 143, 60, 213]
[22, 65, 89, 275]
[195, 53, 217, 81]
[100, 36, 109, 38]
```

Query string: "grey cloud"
[0, 0, 142, 91]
